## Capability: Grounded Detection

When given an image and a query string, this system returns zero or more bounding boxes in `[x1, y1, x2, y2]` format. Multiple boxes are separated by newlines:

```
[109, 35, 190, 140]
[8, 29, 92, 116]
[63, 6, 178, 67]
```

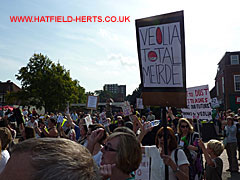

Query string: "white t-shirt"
[26, 120, 38, 128]
[145, 146, 189, 180]
[0, 150, 10, 173]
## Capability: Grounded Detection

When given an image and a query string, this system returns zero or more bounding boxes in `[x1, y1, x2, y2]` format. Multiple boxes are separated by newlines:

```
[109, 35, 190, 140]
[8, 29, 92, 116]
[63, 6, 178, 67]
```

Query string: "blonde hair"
[11, 138, 99, 180]
[177, 118, 194, 134]
[207, 139, 224, 156]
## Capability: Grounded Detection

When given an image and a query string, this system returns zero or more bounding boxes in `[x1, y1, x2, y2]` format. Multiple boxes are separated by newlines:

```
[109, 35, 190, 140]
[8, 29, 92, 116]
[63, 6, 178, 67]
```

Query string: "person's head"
[113, 126, 136, 137]
[78, 118, 86, 127]
[207, 139, 224, 157]
[0, 138, 99, 180]
[24, 127, 36, 140]
[141, 116, 146, 122]
[80, 124, 88, 137]
[117, 119, 124, 127]
[30, 116, 36, 123]
[177, 118, 194, 135]
[124, 121, 133, 130]
[0, 127, 12, 150]
[155, 127, 177, 151]
[101, 132, 142, 175]
[227, 116, 234, 126]
[48, 118, 57, 127]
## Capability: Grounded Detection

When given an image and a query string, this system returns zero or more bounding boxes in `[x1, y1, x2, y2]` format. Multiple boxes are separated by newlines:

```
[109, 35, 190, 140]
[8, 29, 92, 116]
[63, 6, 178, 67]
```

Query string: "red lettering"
[87, 16, 92, 22]
[82, 16, 86, 22]
[156, 27, 162, 44]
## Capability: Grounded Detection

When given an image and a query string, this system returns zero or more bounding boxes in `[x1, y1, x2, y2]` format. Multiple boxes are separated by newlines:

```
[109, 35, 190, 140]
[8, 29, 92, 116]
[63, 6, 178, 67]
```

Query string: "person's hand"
[89, 128, 104, 145]
[160, 151, 174, 166]
[198, 139, 205, 149]
[100, 164, 116, 180]
[142, 122, 153, 134]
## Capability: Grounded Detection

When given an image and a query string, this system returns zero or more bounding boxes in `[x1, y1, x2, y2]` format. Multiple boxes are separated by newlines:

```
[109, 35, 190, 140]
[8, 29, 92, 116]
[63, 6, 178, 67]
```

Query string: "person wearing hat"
[224, 116, 239, 173]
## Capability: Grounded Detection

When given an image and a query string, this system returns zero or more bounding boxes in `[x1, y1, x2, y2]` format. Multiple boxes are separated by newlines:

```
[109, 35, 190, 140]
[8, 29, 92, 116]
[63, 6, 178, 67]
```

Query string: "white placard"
[139, 22, 183, 88]
[121, 101, 132, 116]
[211, 97, 220, 108]
[87, 96, 98, 109]
[135, 155, 150, 180]
[181, 85, 212, 120]
[136, 98, 144, 109]
[84, 114, 93, 127]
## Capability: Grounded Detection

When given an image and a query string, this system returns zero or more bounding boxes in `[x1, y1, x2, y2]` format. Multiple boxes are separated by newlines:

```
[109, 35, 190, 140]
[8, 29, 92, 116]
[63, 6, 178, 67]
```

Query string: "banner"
[181, 85, 212, 120]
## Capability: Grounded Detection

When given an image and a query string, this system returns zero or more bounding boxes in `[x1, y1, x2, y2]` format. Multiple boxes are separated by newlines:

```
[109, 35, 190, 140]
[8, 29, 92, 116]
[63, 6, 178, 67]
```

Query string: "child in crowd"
[198, 139, 224, 180]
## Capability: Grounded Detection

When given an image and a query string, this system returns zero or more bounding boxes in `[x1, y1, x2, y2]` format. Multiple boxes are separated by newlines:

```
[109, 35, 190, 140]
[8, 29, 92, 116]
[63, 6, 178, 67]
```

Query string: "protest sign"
[181, 85, 212, 120]
[121, 101, 132, 116]
[99, 111, 109, 126]
[135, 11, 186, 107]
[135, 155, 150, 180]
[136, 98, 144, 109]
[86, 95, 98, 110]
[211, 97, 220, 108]
[84, 114, 93, 127]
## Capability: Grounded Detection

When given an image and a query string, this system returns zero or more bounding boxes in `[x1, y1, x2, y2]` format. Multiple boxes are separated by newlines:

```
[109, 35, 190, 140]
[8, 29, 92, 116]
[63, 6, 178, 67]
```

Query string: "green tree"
[94, 90, 115, 103]
[13, 53, 86, 112]
[126, 84, 143, 106]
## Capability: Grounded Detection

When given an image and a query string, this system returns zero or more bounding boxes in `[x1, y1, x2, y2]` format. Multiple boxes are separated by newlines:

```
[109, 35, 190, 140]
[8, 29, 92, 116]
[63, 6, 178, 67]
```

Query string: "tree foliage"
[13, 53, 86, 112]
[94, 90, 115, 103]
[126, 84, 143, 106]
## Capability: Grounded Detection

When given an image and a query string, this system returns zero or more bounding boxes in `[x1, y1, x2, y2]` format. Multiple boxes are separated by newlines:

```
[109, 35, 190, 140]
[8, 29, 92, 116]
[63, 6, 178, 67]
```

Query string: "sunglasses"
[181, 125, 189, 129]
[104, 144, 117, 152]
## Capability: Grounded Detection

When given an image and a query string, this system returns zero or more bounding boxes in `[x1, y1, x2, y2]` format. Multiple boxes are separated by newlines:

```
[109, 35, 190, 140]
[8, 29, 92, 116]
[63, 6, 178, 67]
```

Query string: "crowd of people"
[0, 106, 239, 179]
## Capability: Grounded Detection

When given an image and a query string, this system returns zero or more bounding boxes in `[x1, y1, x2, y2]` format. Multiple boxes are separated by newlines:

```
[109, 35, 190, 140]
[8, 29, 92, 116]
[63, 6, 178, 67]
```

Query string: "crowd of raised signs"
[0, 106, 240, 179]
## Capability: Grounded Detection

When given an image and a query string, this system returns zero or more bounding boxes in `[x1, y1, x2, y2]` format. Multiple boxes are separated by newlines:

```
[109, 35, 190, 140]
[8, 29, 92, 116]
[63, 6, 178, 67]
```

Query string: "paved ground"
[220, 148, 240, 180]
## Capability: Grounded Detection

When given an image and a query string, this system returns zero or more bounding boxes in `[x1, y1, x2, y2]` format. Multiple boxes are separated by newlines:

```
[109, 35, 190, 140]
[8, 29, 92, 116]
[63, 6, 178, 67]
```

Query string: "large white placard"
[87, 96, 98, 109]
[181, 85, 212, 120]
[139, 22, 183, 88]
[135, 155, 150, 180]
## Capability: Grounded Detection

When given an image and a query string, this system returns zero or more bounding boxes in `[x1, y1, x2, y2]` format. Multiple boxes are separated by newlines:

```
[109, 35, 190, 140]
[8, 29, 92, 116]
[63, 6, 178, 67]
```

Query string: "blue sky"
[1, 0, 240, 95]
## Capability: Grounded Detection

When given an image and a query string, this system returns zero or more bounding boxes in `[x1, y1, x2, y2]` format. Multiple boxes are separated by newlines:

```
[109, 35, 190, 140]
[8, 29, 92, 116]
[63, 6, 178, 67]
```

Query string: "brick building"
[103, 84, 126, 102]
[210, 51, 240, 111]
[0, 80, 21, 105]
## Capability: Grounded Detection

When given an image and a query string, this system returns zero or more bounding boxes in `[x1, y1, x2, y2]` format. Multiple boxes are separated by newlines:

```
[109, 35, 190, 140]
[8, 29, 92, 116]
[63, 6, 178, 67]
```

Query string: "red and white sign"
[181, 85, 212, 120]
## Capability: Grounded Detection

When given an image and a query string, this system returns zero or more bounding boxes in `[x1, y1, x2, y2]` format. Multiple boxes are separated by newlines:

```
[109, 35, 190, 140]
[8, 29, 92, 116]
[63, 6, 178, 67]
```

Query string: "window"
[234, 75, 240, 91]
[231, 55, 239, 65]
[222, 77, 224, 94]
[216, 81, 219, 96]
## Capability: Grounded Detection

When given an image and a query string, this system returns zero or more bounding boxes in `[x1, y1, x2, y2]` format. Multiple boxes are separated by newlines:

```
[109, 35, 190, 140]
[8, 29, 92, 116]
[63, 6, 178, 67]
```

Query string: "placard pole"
[161, 107, 169, 180]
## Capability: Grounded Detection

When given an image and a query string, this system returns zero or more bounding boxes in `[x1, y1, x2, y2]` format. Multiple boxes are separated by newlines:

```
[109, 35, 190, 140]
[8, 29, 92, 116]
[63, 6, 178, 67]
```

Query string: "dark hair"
[49, 118, 57, 125]
[155, 127, 177, 151]
[81, 124, 88, 134]
[25, 126, 36, 139]
[124, 121, 133, 130]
